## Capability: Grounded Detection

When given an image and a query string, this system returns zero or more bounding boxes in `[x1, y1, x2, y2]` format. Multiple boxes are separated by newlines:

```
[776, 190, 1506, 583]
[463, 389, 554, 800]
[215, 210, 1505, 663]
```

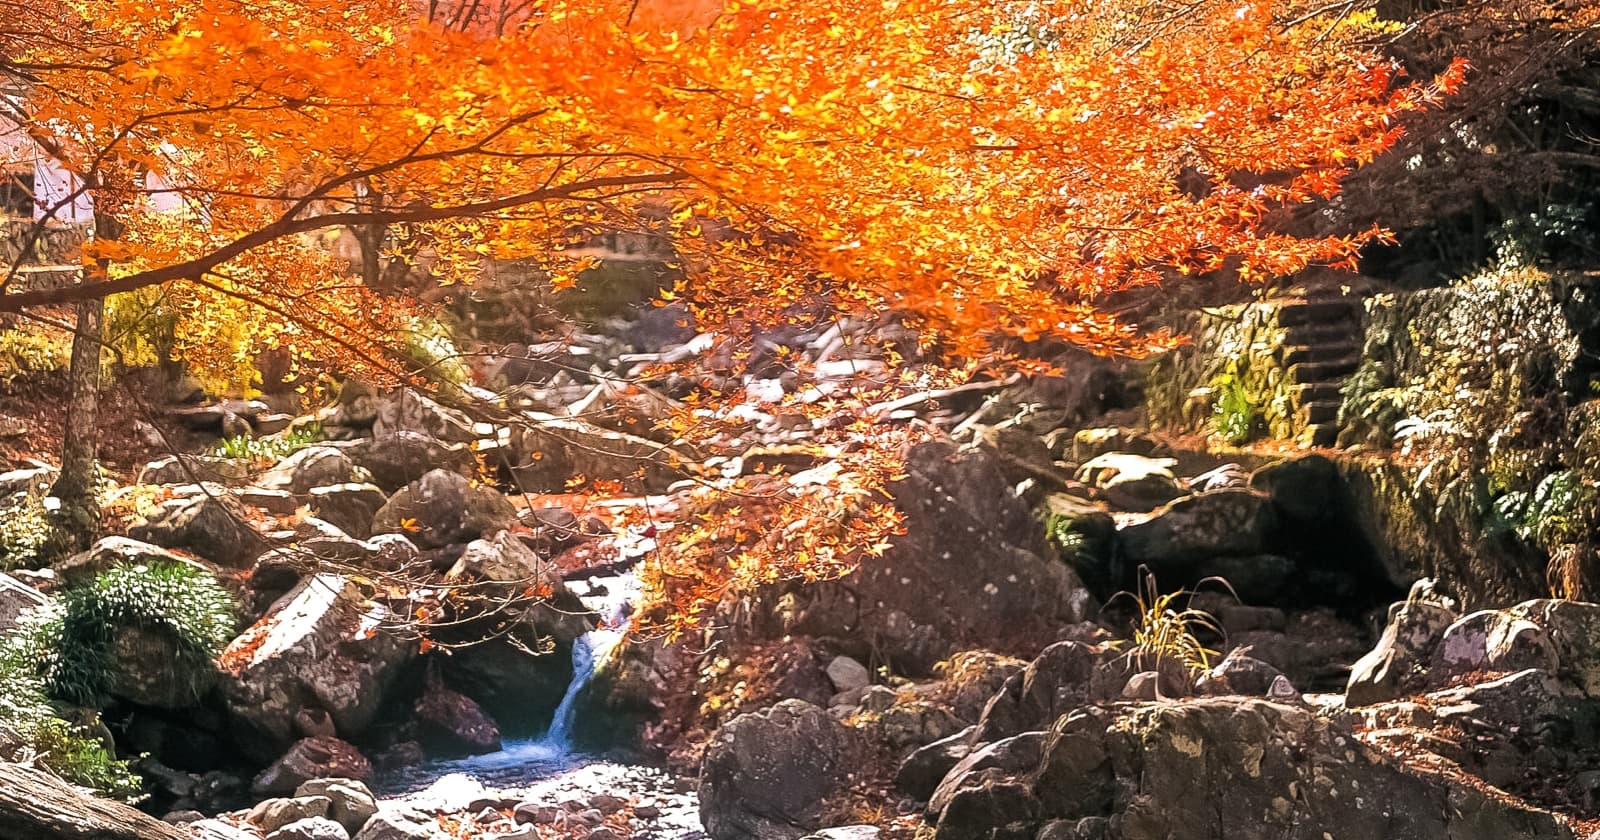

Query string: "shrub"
[38, 562, 237, 707]
[210, 423, 322, 462]
[1110, 569, 1222, 675]
[0, 609, 142, 800]
[1210, 370, 1257, 445]
[0, 487, 54, 571]
[0, 323, 71, 381]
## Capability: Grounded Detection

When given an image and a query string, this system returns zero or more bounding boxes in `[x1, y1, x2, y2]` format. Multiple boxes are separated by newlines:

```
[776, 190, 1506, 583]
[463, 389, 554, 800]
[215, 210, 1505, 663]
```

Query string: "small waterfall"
[381, 569, 638, 793]
[541, 628, 620, 750]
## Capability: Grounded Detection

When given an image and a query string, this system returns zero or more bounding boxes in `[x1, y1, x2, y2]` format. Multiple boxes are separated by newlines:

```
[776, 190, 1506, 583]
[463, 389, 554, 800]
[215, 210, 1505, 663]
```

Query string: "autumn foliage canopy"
[0, 0, 1466, 629]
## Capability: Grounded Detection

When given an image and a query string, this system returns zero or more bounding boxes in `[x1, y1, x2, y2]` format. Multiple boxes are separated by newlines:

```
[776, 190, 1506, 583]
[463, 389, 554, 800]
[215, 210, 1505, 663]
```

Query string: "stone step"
[1282, 342, 1363, 366]
[1297, 423, 1340, 448]
[1277, 300, 1363, 328]
[1297, 400, 1342, 426]
[1287, 358, 1361, 385]
[1286, 321, 1364, 346]
[1293, 382, 1344, 406]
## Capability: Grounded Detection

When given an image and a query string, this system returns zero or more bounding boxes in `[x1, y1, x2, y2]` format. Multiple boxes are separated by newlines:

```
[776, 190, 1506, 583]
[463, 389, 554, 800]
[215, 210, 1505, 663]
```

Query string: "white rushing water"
[385, 570, 640, 791]
[543, 627, 622, 749]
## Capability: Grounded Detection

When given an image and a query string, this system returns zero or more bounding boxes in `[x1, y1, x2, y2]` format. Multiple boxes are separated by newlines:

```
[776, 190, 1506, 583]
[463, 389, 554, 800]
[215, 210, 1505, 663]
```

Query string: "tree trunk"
[47, 293, 103, 554]
[0, 762, 186, 840]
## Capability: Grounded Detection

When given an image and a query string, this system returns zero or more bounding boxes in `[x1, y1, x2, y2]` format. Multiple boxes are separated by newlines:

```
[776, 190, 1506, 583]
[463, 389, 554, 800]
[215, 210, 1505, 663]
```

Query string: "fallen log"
[0, 762, 186, 840]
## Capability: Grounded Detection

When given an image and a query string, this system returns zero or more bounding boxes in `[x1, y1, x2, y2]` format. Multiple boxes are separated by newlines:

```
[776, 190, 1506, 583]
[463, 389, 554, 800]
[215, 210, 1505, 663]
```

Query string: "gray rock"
[1346, 597, 1457, 707]
[1249, 454, 1341, 526]
[129, 493, 261, 567]
[927, 731, 1048, 830]
[700, 700, 856, 840]
[760, 442, 1095, 675]
[801, 828, 881, 840]
[895, 726, 975, 800]
[57, 536, 199, 584]
[252, 737, 371, 795]
[825, 656, 871, 693]
[929, 698, 1575, 840]
[414, 685, 501, 757]
[1117, 489, 1277, 577]
[0, 571, 47, 635]
[308, 484, 388, 540]
[352, 810, 448, 840]
[108, 622, 220, 708]
[1195, 647, 1286, 697]
[295, 779, 378, 835]
[972, 641, 1105, 742]
[220, 574, 412, 761]
[328, 433, 475, 494]
[1506, 600, 1600, 696]
[266, 816, 348, 840]
[138, 454, 252, 486]
[259, 447, 373, 495]
[512, 803, 559, 825]
[859, 685, 898, 713]
[249, 796, 331, 833]
[371, 469, 515, 549]
[1433, 609, 1559, 684]
[872, 700, 966, 750]
[372, 390, 476, 443]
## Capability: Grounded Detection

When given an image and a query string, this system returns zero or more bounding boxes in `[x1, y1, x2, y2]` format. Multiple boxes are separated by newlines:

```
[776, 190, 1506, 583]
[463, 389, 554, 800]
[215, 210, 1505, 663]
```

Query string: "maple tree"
[0, 0, 1467, 625]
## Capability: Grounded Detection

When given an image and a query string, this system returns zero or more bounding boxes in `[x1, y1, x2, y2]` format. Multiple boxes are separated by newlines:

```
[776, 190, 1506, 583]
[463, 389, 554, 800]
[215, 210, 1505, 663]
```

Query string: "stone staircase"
[1275, 292, 1366, 448]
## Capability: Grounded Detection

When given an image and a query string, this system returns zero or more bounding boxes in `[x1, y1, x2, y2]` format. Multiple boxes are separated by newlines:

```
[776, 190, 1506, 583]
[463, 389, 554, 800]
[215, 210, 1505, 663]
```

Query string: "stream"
[376, 568, 707, 838]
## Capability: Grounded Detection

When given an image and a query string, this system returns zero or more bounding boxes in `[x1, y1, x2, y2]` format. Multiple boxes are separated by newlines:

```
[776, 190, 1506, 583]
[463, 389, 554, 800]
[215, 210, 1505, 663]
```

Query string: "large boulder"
[925, 698, 1576, 840]
[1249, 454, 1342, 527]
[130, 493, 262, 567]
[0, 571, 47, 634]
[971, 641, 1105, 742]
[109, 623, 220, 709]
[752, 442, 1096, 674]
[1075, 453, 1184, 513]
[433, 533, 596, 731]
[1117, 489, 1277, 579]
[138, 454, 252, 486]
[414, 685, 502, 757]
[218, 574, 413, 761]
[1346, 596, 1458, 707]
[258, 447, 373, 496]
[1506, 600, 1600, 696]
[372, 390, 476, 443]
[252, 736, 372, 795]
[307, 484, 388, 540]
[329, 433, 475, 494]
[1432, 609, 1559, 685]
[370, 470, 515, 549]
[56, 536, 198, 583]
[700, 700, 857, 840]
[927, 731, 1050, 836]
[502, 414, 689, 494]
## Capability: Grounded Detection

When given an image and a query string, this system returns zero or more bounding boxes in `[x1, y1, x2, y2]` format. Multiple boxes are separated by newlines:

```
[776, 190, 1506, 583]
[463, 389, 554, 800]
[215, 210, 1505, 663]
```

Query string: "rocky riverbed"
[8, 284, 1600, 840]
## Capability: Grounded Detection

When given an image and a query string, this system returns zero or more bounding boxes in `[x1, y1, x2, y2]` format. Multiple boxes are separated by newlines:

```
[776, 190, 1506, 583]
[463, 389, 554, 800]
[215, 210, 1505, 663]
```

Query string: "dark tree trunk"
[47, 293, 103, 554]
[48, 210, 120, 556]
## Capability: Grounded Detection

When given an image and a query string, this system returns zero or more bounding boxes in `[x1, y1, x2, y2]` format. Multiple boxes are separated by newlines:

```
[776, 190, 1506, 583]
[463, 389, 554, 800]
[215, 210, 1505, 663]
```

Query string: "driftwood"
[0, 763, 186, 840]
